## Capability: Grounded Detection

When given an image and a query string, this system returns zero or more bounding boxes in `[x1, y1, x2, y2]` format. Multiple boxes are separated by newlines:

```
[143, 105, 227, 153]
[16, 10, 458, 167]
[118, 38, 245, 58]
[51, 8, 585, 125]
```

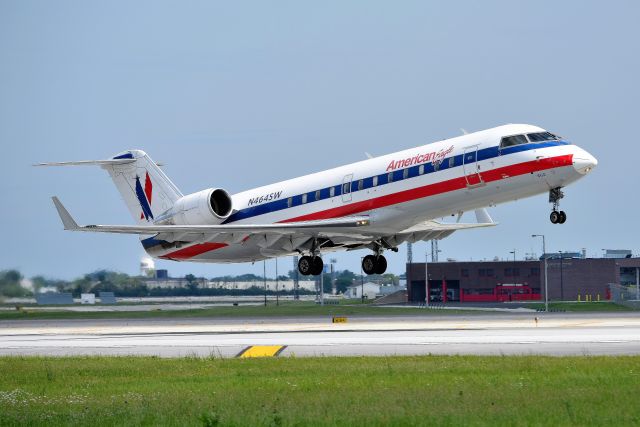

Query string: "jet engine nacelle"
[162, 188, 233, 225]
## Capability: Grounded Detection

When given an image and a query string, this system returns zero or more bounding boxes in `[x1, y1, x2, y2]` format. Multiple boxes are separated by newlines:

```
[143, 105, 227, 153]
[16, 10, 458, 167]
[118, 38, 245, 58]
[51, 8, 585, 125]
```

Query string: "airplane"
[38, 124, 597, 277]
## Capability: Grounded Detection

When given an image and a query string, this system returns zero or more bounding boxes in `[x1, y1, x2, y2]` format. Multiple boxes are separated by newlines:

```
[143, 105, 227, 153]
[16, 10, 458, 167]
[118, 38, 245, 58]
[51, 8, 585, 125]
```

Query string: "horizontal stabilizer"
[34, 159, 135, 167]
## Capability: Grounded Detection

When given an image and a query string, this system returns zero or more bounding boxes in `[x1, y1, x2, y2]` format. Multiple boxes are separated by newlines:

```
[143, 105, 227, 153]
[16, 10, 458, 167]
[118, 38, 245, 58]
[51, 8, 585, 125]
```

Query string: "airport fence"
[609, 283, 640, 309]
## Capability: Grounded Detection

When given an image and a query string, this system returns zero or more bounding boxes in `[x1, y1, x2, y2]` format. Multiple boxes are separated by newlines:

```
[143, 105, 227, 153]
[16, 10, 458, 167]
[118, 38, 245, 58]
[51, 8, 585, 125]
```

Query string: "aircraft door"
[462, 145, 485, 187]
[341, 174, 353, 202]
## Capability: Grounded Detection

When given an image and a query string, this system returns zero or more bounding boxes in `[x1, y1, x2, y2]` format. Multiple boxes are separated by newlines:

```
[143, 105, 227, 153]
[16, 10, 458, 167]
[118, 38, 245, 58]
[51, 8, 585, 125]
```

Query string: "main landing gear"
[298, 255, 323, 276]
[362, 254, 387, 275]
[361, 240, 395, 275]
[549, 187, 567, 224]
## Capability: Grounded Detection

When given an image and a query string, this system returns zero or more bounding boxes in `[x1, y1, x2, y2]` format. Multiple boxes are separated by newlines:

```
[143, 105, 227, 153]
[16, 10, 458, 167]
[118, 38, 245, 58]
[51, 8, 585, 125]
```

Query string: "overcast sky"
[1, 1, 638, 280]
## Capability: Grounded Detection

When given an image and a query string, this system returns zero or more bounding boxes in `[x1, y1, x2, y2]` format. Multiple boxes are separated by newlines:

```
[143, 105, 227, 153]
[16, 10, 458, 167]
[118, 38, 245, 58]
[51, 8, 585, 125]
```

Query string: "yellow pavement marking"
[237, 345, 286, 358]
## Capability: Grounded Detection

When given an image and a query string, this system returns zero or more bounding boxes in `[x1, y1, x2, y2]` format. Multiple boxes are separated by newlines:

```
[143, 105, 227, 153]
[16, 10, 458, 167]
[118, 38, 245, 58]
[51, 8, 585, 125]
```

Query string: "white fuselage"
[143, 124, 597, 262]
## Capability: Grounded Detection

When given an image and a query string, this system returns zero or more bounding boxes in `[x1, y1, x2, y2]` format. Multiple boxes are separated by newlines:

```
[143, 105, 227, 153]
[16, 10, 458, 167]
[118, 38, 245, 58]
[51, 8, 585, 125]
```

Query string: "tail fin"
[37, 150, 183, 224]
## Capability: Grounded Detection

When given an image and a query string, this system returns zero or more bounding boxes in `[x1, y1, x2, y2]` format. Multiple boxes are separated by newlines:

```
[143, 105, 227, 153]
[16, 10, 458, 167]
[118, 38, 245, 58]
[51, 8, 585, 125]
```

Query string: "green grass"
[0, 301, 474, 321]
[521, 301, 632, 312]
[0, 355, 639, 426]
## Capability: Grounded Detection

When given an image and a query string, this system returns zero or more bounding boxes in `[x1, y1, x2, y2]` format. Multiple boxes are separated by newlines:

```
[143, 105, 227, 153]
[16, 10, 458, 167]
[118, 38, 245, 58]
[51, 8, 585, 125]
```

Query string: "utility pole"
[275, 258, 279, 306]
[425, 245, 429, 308]
[293, 256, 299, 300]
[559, 251, 564, 301]
[360, 256, 364, 303]
[320, 264, 324, 306]
[263, 260, 267, 307]
[330, 258, 337, 295]
[532, 235, 548, 312]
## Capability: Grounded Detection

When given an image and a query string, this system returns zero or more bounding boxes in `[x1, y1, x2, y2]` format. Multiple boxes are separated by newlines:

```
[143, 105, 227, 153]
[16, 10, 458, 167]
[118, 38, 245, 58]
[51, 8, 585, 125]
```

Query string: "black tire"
[559, 211, 567, 224]
[550, 211, 560, 224]
[298, 256, 313, 276]
[362, 255, 377, 275]
[375, 255, 387, 274]
[311, 256, 324, 276]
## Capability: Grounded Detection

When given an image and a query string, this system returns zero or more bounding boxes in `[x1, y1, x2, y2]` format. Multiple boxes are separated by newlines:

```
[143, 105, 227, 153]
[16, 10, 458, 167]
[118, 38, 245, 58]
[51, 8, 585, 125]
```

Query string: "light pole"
[425, 246, 429, 308]
[275, 257, 279, 306]
[532, 234, 548, 312]
[509, 250, 516, 263]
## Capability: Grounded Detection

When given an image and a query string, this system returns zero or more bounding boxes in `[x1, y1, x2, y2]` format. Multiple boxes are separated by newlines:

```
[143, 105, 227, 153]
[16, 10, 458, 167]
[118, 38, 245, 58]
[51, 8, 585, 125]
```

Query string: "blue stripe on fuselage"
[221, 140, 568, 225]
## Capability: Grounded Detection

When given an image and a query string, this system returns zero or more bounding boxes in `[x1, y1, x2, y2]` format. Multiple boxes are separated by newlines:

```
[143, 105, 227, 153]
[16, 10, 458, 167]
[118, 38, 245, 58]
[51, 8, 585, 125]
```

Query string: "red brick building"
[406, 258, 640, 303]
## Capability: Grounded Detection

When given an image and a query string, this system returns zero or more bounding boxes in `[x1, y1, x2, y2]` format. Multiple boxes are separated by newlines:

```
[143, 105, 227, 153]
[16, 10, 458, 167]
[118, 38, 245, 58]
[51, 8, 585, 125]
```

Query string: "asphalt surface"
[1, 312, 639, 358]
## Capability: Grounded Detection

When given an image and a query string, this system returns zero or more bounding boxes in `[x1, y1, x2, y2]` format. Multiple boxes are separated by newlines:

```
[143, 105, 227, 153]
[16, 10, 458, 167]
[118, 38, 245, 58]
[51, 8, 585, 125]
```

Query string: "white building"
[344, 282, 380, 300]
[207, 280, 316, 292]
[144, 278, 316, 291]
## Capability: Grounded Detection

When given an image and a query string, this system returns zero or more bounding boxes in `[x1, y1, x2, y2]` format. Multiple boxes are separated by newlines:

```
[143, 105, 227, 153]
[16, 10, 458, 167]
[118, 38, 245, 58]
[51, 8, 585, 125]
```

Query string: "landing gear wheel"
[298, 256, 313, 276]
[311, 256, 324, 276]
[362, 255, 377, 275]
[550, 211, 560, 224]
[375, 255, 387, 274]
[558, 211, 566, 224]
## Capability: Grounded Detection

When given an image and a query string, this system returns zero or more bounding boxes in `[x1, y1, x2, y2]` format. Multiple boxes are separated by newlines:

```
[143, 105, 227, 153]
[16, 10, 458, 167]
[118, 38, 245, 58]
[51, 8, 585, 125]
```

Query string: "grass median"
[0, 301, 474, 321]
[0, 355, 638, 426]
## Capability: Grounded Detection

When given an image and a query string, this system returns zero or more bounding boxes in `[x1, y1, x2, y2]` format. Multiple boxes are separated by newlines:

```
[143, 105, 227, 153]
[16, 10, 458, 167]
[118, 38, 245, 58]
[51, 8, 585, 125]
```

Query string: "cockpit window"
[527, 132, 560, 142]
[500, 134, 528, 148]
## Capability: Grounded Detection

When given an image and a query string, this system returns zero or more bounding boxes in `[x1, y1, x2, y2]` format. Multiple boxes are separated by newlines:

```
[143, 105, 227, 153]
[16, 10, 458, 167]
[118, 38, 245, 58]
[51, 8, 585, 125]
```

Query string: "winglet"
[474, 208, 494, 224]
[51, 197, 79, 230]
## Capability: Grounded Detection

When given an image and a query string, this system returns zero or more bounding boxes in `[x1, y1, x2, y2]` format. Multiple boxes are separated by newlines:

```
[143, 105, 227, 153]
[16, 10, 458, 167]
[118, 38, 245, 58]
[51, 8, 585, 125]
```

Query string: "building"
[406, 257, 640, 303]
[344, 282, 380, 300]
[144, 277, 316, 291]
[207, 280, 316, 292]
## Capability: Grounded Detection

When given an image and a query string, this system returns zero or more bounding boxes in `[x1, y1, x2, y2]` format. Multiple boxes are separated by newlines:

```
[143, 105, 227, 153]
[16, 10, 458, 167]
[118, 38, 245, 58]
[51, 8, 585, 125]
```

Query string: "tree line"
[0, 269, 400, 299]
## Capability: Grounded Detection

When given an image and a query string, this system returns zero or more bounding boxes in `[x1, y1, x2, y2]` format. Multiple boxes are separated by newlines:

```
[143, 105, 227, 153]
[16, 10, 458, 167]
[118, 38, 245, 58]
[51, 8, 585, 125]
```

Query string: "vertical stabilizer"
[102, 150, 183, 224]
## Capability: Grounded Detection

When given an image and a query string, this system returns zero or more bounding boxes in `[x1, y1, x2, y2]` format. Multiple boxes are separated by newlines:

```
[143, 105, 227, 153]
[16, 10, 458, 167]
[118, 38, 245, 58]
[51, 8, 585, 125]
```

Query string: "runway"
[1, 312, 639, 357]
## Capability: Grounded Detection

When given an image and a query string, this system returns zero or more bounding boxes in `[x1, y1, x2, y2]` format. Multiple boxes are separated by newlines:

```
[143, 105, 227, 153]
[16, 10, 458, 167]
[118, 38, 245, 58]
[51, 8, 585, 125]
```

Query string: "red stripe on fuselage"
[281, 154, 573, 223]
[160, 154, 573, 259]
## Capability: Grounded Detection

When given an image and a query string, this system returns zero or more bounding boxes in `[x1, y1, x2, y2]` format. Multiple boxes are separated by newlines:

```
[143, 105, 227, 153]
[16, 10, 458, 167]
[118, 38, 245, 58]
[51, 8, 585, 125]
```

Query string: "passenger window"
[330, 187, 335, 197]
[388, 172, 394, 183]
[403, 169, 409, 179]
[315, 190, 321, 201]
[500, 134, 528, 148]
[372, 176, 378, 187]
[358, 179, 363, 191]
[418, 164, 425, 175]
[449, 157, 455, 168]
[343, 182, 350, 194]
[302, 194, 307, 204]
[287, 197, 292, 208]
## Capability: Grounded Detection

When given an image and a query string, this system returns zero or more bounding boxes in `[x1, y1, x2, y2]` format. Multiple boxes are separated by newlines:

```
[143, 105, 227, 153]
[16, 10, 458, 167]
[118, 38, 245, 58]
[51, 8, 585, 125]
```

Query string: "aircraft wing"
[51, 197, 371, 236]
[52, 197, 494, 255]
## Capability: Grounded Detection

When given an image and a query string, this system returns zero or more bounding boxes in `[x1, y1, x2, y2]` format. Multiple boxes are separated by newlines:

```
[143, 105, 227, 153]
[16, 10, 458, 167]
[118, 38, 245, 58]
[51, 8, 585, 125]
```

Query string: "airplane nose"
[572, 148, 598, 175]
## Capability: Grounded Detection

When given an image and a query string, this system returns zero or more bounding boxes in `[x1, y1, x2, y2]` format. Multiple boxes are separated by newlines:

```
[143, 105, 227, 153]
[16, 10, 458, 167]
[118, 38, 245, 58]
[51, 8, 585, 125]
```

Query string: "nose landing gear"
[549, 187, 567, 224]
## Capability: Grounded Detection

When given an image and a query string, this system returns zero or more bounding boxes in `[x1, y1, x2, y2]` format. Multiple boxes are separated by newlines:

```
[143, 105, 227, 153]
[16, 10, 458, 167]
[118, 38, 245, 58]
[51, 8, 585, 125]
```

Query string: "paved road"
[1, 312, 639, 357]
